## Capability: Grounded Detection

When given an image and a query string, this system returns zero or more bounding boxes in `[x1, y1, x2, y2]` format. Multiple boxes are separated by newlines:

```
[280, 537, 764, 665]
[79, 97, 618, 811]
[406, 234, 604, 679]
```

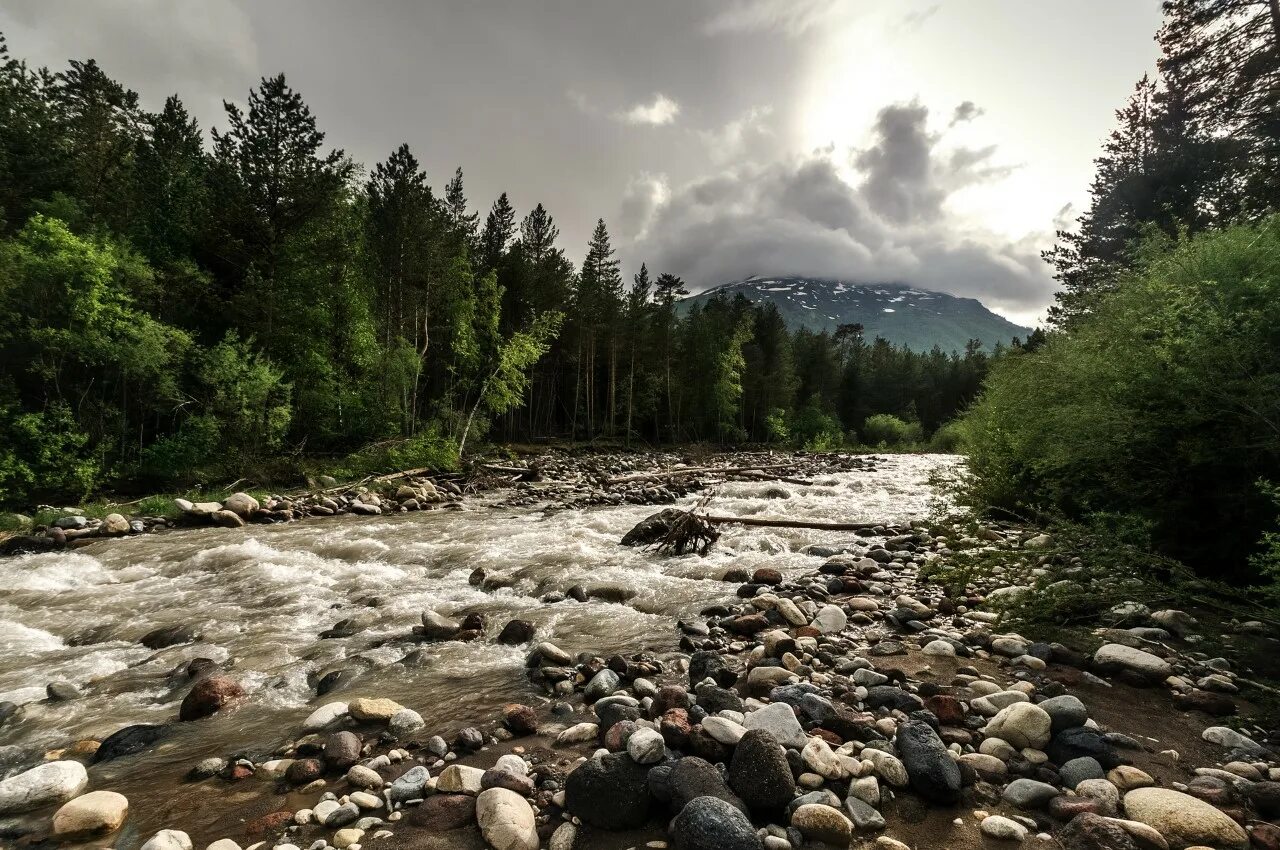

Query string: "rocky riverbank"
[1, 481, 1277, 850]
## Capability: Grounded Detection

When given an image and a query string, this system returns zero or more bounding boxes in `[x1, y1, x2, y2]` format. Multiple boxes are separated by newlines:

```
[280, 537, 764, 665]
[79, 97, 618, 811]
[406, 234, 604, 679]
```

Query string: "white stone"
[626, 728, 666, 764]
[303, 701, 349, 730]
[141, 830, 193, 850]
[743, 702, 807, 748]
[813, 605, 847, 633]
[983, 702, 1052, 750]
[0, 761, 89, 815]
[1093, 644, 1172, 680]
[476, 787, 539, 850]
[436, 764, 485, 794]
[51, 790, 129, 836]
[554, 722, 599, 745]
[980, 815, 1028, 841]
[701, 716, 747, 745]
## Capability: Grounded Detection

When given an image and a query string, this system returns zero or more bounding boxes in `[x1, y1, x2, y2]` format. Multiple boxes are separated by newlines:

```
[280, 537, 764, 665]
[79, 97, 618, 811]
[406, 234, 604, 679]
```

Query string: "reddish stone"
[924, 694, 965, 726]
[503, 703, 538, 736]
[652, 685, 689, 717]
[244, 811, 293, 838]
[285, 758, 323, 786]
[1249, 823, 1280, 850]
[406, 793, 477, 830]
[939, 728, 972, 746]
[795, 626, 821, 639]
[752, 568, 783, 585]
[454, 628, 484, 642]
[726, 614, 769, 635]
[178, 675, 246, 721]
[660, 708, 692, 748]
[603, 720, 636, 751]
[227, 763, 254, 781]
[1049, 795, 1102, 820]
[811, 727, 844, 746]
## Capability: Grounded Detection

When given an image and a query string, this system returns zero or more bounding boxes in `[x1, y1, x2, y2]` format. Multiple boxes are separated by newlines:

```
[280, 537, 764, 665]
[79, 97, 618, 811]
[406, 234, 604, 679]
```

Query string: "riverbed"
[0, 453, 957, 846]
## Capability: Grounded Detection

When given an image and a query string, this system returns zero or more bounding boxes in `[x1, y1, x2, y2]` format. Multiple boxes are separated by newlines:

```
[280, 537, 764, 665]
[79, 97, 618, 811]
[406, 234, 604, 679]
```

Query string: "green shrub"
[861, 413, 922, 447]
[929, 421, 965, 453]
[329, 424, 459, 481]
[790, 404, 844, 450]
[959, 217, 1280, 581]
[0, 401, 101, 503]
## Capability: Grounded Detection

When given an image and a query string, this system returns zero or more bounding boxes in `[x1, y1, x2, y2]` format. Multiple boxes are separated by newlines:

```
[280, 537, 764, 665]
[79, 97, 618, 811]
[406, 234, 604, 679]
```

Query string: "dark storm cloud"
[630, 103, 1057, 316]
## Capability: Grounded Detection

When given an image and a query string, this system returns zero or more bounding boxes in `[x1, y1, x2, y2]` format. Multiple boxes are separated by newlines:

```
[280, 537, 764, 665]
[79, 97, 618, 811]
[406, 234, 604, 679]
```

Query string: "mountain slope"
[679, 277, 1032, 352]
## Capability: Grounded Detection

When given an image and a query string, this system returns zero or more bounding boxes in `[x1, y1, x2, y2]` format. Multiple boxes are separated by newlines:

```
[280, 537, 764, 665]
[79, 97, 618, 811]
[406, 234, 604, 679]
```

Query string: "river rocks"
[981, 815, 1029, 841]
[743, 701, 807, 748]
[437, 764, 485, 794]
[1048, 727, 1121, 769]
[0, 760, 89, 814]
[627, 727, 667, 764]
[140, 623, 199, 649]
[502, 703, 538, 735]
[100, 513, 131, 536]
[389, 706, 425, 736]
[348, 696, 403, 721]
[671, 795, 762, 850]
[1003, 778, 1060, 809]
[813, 604, 847, 633]
[497, 619, 535, 644]
[1040, 694, 1089, 732]
[94, 723, 169, 763]
[565, 752, 651, 829]
[1058, 812, 1144, 850]
[896, 719, 961, 803]
[702, 715, 747, 745]
[476, 787, 538, 850]
[1093, 644, 1172, 683]
[140, 829, 193, 850]
[1172, 689, 1237, 716]
[792, 803, 854, 845]
[406, 794, 476, 830]
[325, 730, 362, 769]
[178, 675, 245, 720]
[1121, 787, 1248, 849]
[1060, 757, 1107, 788]
[845, 795, 887, 831]
[210, 509, 245, 528]
[223, 492, 260, 517]
[388, 765, 430, 803]
[984, 701, 1053, 749]
[585, 668, 621, 702]
[555, 722, 598, 745]
[420, 609, 462, 640]
[51, 790, 129, 837]
[728, 729, 796, 810]
[303, 701, 349, 730]
[669, 756, 748, 814]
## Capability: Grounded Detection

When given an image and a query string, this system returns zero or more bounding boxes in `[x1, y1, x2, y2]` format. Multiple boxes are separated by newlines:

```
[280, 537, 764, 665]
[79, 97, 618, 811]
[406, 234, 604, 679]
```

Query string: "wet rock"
[689, 650, 738, 688]
[94, 723, 169, 763]
[497, 619, 536, 644]
[285, 758, 323, 785]
[210, 509, 245, 528]
[387, 765, 430, 803]
[140, 829, 192, 850]
[1172, 689, 1237, 716]
[1122, 787, 1249, 849]
[140, 624, 199, 649]
[46, 681, 79, 701]
[51, 790, 128, 836]
[178, 675, 245, 721]
[584, 668, 621, 702]
[420, 609, 462, 640]
[670, 795, 762, 850]
[476, 787, 538, 850]
[303, 701, 349, 730]
[406, 794, 476, 830]
[348, 697, 403, 721]
[896, 719, 961, 803]
[325, 730, 362, 769]
[503, 703, 538, 736]
[389, 706, 425, 736]
[565, 752, 652, 829]
[621, 508, 684, 546]
[0, 760, 89, 814]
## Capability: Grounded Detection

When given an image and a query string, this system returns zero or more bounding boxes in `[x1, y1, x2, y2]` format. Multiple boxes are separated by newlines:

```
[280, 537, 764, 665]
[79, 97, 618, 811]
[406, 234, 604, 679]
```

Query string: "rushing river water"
[0, 453, 956, 845]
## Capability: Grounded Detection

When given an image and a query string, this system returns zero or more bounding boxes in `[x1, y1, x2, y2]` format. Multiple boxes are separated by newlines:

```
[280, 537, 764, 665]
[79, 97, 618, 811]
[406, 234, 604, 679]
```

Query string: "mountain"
[679, 276, 1032, 352]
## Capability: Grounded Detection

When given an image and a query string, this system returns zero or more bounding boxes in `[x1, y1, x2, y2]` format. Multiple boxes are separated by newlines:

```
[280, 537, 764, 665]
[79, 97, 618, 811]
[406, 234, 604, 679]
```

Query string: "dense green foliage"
[0, 33, 1003, 505]
[960, 2, 1280, 587]
[962, 219, 1280, 579]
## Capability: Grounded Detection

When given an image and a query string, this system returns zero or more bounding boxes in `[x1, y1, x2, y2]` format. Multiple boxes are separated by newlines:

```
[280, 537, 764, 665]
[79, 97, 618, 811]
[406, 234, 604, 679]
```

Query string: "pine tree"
[574, 219, 622, 436]
[133, 95, 206, 262]
[443, 166, 479, 246]
[478, 191, 515, 275]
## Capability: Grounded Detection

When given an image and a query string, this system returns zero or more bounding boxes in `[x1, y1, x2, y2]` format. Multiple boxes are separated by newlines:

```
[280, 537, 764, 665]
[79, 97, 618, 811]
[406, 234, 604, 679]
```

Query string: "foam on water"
[0, 453, 956, 769]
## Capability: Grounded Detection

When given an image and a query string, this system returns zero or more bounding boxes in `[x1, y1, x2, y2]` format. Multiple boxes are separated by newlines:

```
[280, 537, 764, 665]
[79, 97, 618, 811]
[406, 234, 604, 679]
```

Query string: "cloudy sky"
[1, 0, 1164, 325]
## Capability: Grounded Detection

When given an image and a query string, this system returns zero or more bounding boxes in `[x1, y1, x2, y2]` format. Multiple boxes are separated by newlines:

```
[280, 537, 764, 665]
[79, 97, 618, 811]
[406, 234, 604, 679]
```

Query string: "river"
[0, 453, 957, 846]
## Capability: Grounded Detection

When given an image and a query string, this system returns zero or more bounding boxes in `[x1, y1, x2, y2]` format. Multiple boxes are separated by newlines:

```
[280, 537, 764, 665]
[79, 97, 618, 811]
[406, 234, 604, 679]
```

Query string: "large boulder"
[0, 761, 89, 814]
[670, 796, 762, 850]
[178, 675, 245, 720]
[896, 719, 961, 803]
[1121, 787, 1249, 849]
[727, 729, 796, 811]
[94, 723, 169, 763]
[564, 752, 652, 829]
[475, 787, 538, 850]
[223, 492, 260, 517]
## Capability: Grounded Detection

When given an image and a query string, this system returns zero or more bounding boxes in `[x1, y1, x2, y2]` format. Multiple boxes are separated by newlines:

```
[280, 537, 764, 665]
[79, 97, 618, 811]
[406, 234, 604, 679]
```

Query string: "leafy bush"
[929, 421, 965, 453]
[0, 401, 102, 503]
[959, 217, 1280, 581]
[861, 413, 922, 447]
[789, 405, 844, 451]
[329, 424, 458, 481]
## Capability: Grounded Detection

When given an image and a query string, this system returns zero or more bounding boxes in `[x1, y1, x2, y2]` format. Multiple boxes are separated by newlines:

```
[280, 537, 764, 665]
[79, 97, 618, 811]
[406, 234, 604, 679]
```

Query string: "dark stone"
[1248, 781, 1280, 818]
[652, 685, 690, 716]
[1039, 695, 1089, 733]
[596, 701, 642, 732]
[689, 728, 732, 764]
[140, 624, 199, 649]
[864, 685, 923, 713]
[727, 729, 796, 811]
[668, 757, 747, 815]
[726, 614, 769, 635]
[670, 796, 763, 850]
[405, 793, 476, 830]
[93, 723, 169, 763]
[621, 508, 686, 546]
[503, 703, 539, 735]
[325, 731, 361, 769]
[455, 727, 484, 751]
[1046, 727, 1120, 769]
[1172, 689, 1237, 716]
[924, 695, 965, 727]
[896, 719, 961, 803]
[1057, 812, 1141, 850]
[459, 612, 486, 632]
[46, 682, 78, 701]
[689, 651, 738, 688]
[565, 752, 652, 829]
[285, 758, 324, 785]
[178, 675, 245, 721]
[316, 668, 356, 696]
[695, 683, 744, 715]
[752, 568, 783, 585]
[497, 619, 536, 645]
